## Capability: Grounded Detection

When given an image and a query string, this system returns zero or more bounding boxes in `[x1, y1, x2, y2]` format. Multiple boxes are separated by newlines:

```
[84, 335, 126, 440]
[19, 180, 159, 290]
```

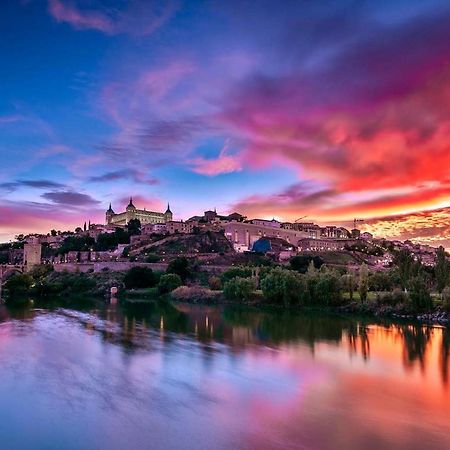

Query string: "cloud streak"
[47, 0, 178, 36]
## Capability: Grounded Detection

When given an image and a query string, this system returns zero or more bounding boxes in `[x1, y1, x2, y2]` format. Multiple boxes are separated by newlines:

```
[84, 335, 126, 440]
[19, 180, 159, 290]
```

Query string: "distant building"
[252, 237, 297, 260]
[298, 238, 354, 252]
[224, 221, 308, 252]
[251, 218, 281, 228]
[106, 198, 173, 226]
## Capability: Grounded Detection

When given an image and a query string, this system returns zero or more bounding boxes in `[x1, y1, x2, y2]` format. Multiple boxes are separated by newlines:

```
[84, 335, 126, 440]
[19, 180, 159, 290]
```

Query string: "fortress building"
[106, 198, 173, 226]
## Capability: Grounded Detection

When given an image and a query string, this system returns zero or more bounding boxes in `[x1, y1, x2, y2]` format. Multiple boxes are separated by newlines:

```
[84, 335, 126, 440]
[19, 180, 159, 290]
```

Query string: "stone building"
[224, 222, 308, 252]
[23, 239, 42, 269]
[106, 198, 173, 226]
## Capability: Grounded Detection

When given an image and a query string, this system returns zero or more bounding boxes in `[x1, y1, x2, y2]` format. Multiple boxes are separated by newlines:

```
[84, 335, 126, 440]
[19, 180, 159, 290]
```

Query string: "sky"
[1, 0, 450, 247]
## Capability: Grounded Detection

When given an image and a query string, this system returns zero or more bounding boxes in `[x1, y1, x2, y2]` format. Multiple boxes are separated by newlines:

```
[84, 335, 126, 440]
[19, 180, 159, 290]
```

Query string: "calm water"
[0, 299, 449, 450]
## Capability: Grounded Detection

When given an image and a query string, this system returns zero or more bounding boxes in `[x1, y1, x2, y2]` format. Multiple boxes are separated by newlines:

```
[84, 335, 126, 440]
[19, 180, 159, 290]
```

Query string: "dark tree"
[123, 267, 156, 289]
[127, 219, 141, 236]
[435, 246, 450, 293]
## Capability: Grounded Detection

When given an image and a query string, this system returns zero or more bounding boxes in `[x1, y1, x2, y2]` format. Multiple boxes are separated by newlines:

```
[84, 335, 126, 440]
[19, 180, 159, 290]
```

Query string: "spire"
[107, 203, 114, 213]
[165, 202, 172, 214]
[127, 197, 135, 209]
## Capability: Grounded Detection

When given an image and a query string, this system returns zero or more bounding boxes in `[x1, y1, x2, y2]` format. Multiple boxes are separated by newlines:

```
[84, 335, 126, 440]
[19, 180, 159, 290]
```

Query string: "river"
[0, 299, 449, 450]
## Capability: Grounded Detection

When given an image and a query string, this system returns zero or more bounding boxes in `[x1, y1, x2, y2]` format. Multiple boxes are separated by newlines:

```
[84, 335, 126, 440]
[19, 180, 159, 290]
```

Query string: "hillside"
[130, 231, 235, 257]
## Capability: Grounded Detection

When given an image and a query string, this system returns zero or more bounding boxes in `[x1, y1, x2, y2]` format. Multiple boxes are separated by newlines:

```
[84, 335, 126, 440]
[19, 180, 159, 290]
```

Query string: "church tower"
[164, 203, 173, 222]
[126, 197, 137, 224]
[106, 203, 115, 225]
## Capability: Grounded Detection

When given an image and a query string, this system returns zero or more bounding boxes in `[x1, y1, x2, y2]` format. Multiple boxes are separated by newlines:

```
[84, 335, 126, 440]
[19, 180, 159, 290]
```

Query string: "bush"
[208, 276, 222, 291]
[123, 267, 156, 289]
[376, 288, 407, 306]
[223, 277, 256, 303]
[261, 268, 305, 307]
[158, 273, 182, 293]
[220, 266, 253, 284]
[171, 286, 217, 302]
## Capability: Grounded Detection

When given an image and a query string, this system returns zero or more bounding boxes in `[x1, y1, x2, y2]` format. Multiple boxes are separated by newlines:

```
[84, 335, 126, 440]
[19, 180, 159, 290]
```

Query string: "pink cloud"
[47, 0, 177, 36]
[48, 0, 114, 33]
[190, 140, 242, 176]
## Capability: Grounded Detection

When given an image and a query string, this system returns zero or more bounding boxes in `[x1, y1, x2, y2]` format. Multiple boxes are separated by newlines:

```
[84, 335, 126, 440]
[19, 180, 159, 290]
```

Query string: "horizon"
[1, 0, 450, 247]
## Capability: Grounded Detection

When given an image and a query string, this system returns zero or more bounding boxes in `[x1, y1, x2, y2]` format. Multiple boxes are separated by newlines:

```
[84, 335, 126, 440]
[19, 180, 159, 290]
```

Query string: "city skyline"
[1, 0, 450, 247]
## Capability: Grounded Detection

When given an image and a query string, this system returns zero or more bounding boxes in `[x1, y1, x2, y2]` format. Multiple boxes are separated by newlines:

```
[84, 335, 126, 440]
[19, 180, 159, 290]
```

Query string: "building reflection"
[1, 299, 449, 388]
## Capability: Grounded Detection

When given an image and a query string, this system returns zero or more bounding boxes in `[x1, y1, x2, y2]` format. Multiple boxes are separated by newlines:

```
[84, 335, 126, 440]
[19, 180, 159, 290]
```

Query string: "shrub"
[223, 277, 256, 303]
[261, 268, 305, 307]
[123, 267, 156, 289]
[171, 286, 217, 302]
[145, 253, 160, 263]
[208, 276, 222, 291]
[158, 273, 182, 293]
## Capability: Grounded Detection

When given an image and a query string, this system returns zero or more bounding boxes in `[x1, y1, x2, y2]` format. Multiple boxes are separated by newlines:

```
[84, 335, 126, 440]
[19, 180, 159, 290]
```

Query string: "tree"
[409, 276, 432, 311]
[223, 277, 256, 303]
[313, 270, 342, 306]
[442, 286, 450, 312]
[220, 266, 253, 284]
[342, 272, 355, 301]
[4, 274, 33, 297]
[368, 271, 393, 292]
[289, 255, 323, 273]
[127, 219, 141, 236]
[123, 267, 156, 289]
[166, 257, 192, 282]
[158, 273, 182, 293]
[358, 263, 369, 302]
[261, 268, 305, 307]
[50, 229, 57, 236]
[394, 249, 418, 291]
[435, 246, 450, 293]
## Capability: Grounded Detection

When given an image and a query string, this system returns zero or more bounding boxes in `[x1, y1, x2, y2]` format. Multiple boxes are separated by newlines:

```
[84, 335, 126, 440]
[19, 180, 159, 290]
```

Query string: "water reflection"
[0, 299, 449, 450]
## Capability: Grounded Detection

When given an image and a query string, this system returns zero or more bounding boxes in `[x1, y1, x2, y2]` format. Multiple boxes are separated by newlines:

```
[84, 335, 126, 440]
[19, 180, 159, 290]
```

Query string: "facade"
[224, 222, 308, 252]
[251, 218, 281, 228]
[297, 238, 356, 252]
[106, 198, 173, 226]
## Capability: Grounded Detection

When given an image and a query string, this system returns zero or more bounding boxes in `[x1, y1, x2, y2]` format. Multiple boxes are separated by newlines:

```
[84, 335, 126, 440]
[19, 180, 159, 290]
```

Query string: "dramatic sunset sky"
[1, 0, 450, 246]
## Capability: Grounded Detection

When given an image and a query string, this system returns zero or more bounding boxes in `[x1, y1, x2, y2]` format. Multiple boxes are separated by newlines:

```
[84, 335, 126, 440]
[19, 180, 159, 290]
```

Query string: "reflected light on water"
[0, 301, 449, 450]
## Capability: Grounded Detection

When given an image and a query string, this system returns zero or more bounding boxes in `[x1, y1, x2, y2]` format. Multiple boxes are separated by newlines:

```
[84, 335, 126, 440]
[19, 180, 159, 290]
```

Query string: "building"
[166, 220, 198, 234]
[251, 218, 281, 228]
[224, 222, 308, 252]
[106, 198, 173, 226]
[23, 238, 42, 269]
[298, 238, 355, 252]
[252, 237, 297, 260]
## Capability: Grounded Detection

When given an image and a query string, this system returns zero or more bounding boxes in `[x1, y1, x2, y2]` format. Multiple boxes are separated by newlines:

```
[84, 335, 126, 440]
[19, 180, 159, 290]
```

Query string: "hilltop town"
[0, 198, 440, 272]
